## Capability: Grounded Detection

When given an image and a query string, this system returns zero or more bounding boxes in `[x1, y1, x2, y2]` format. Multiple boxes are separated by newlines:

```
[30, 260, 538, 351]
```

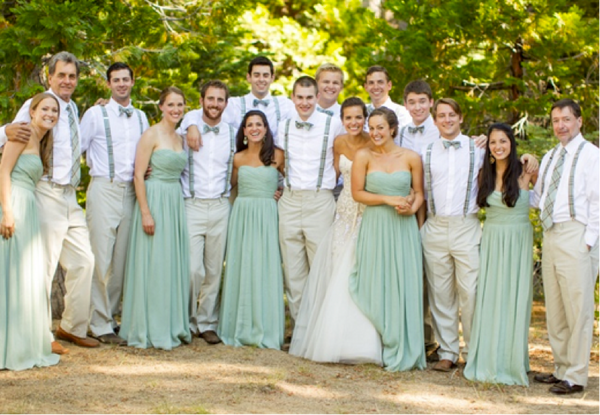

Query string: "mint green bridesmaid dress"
[464, 190, 533, 385]
[218, 166, 284, 349]
[120, 150, 192, 350]
[349, 171, 426, 372]
[0, 155, 59, 370]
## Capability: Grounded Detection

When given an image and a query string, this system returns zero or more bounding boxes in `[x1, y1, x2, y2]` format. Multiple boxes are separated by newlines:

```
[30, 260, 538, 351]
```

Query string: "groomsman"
[0, 52, 97, 349]
[80, 62, 149, 345]
[420, 98, 485, 372]
[364, 65, 410, 127]
[315, 63, 343, 117]
[532, 99, 599, 394]
[185, 56, 293, 149]
[277, 76, 343, 321]
[180, 80, 236, 345]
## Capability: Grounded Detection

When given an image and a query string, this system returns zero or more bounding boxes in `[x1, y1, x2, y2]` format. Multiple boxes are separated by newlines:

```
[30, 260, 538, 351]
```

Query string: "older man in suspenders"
[180, 80, 236, 345]
[277, 76, 343, 325]
[80, 62, 150, 345]
[532, 99, 599, 394]
[0, 52, 97, 351]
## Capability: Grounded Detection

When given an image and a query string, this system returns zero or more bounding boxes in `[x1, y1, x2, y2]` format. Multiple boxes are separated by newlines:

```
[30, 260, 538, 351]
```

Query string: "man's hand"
[94, 98, 110, 106]
[520, 154, 539, 174]
[187, 125, 203, 152]
[6, 122, 32, 144]
[144, 165, 153, 180]
[273, 187, 283, 202]
[472, 134, 487, 149]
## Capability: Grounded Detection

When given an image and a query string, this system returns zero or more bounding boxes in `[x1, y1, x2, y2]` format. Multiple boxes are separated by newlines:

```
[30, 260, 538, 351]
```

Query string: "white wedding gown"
[289, 155, 383, 364]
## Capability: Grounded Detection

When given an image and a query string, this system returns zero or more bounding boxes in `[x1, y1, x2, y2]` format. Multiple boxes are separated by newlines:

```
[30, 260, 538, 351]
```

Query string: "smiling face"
[108, 68, 134, 105]
[405, 92, 433, 126]
[30, 96, 59, 131]
[246, 64, 274, 99]
[48, 61, 78, 102]
[434, 103, 463, 140]
[368, 114, 393, 146]
[342, 105, 366, 137]
[292, 85, 318, 121]
[159, 92, 185, 124]
[488, 129, 511, 162]
[551, 106, 582, 146]
[200, 86, 227, 122]
[317, 71, 343, 107]
[243, 114, 267, 144]
[364, 71, 391, 105]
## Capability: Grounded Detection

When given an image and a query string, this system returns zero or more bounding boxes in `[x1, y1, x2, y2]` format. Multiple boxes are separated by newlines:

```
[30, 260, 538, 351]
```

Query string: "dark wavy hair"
[340, 97, 367, 120]
[369, 107, 399, 138]
[235, 110, 276, 166]
[477, 123, 522, 208]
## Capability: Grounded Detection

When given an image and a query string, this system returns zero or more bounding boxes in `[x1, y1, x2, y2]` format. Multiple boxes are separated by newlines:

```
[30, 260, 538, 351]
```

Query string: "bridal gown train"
[290, 154, 382, 364]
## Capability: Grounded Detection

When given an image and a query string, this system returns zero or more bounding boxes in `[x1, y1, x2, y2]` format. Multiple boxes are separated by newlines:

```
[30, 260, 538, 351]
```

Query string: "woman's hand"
[142, 212, 155, 235]
[1, 212, 15, 239]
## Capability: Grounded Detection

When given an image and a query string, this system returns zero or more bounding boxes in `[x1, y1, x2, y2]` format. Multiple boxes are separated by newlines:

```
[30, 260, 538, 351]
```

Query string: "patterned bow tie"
[366, 104, 374, 115]
[443, 140, 461, 150]
[295, 121, 313, 131]
[203, 125, 220, 134]
[253, 99, 270, 107]
[317, 107, 334, 116]
[408, 125, 424, 134]
[119, 106, 133, 118]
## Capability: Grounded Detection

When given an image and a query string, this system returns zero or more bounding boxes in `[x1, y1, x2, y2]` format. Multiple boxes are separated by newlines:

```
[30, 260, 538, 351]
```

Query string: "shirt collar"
[248, 92, 272, 101]
[563, 133, 584, 154]
[409, 114, 434, 129]
[294, 109, 321, 124]
[199, 119, 225, 132]
[47, 89, 71, 111]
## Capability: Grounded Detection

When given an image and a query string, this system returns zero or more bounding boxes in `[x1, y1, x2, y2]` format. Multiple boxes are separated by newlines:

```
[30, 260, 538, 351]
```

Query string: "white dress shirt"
[276, 110, 343, 191]
[316, 102, 341, 118]
[397, 114, 439, 155]
[80, 99, 149, 182]
[0, 89, 81, 185]
[422, 134, 485, 216]
[532, 134, 599, 246]
[181, 118, 235, 199]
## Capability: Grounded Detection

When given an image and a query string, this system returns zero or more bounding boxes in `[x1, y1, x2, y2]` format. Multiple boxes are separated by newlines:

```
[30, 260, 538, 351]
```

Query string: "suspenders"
[283, 116, 332, 191]
[540, 141, 587, 221]
[425, 139, 475, 217]
[48, 100, 80, 181]
[188, 125, 235, 198]
[100, 105, 144, 182]
[241, 96, 281, 124]
[398, 126, 407, 147]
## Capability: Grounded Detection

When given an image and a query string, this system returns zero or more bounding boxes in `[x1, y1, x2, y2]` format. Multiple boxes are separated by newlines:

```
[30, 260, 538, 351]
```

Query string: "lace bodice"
[331, 155, 365, 257]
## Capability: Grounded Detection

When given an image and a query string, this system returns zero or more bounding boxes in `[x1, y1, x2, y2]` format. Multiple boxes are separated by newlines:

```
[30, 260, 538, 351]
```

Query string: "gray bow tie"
[253, 99, 270, 107]
[317, 107, 334, 116]
[443, 140, 461, 150]
[408, 125, 424, 134]
[119, 106, 133, 118]
[366, 104, 374, 115]
[295, 121, 313, 131]
[203, 125, 220, 134]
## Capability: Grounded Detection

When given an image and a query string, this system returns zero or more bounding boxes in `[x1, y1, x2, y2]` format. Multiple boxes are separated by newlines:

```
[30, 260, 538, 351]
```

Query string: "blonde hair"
[29, 93, 59, 175]
[315, 63, 344, 83]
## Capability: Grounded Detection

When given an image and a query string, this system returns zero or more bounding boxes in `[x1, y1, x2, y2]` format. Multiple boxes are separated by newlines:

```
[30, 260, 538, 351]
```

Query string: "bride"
[290, 97, 384, 364]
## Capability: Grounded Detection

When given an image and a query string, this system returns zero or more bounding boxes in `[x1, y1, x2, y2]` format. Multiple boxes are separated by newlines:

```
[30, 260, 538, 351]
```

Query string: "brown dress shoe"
[533, 373, 561, 384]
[96, 333, 127, 346]
[51, 341, 69, 355]
[200, 330, 222, 345]
[56, 326, 100, 348]
[549, 380, 584, 395]
[433, 359, 456, 372]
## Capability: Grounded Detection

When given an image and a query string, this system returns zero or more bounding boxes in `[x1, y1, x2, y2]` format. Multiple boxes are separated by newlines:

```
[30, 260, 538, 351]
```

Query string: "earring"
[489, 155, 495, 164]
[243, 136, 248, 145]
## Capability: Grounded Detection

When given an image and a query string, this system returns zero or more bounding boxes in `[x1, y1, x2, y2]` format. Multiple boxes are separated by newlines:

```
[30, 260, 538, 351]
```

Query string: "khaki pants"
[186, 197, 230, 334]
[278, 189, 336, 321]
[36, 181, 95, 338]
[542, 220, 598, 387]
[422, 214, 481, 363]
[86, 178, 135, 337]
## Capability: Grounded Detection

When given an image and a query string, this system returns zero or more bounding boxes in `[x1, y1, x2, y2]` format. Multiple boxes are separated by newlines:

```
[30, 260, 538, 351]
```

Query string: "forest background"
[0, 0, 598, 272]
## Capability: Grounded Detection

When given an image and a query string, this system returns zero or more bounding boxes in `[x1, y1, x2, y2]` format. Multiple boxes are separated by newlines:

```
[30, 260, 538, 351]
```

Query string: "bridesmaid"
[349, 107, 426, 372]
[464, 123, 538, 385]
[120, 87, 192, 350]
[217, 110, 285, 349]
[0, 93, 61, 370]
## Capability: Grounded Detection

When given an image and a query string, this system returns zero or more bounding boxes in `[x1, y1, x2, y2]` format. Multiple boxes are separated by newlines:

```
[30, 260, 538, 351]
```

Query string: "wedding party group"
[0, 51, 597, 396]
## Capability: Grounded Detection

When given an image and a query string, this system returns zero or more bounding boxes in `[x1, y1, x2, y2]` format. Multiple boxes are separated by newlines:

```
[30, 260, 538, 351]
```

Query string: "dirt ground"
[1, 303, 598, 414]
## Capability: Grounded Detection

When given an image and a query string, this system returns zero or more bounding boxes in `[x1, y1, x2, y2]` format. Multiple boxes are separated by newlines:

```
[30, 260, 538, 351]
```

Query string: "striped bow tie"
[295, 121, 313, 131]
[119, 106, 133, 118]
[443, 140, 461, 150]
[317, 107, 334, 116]
[408, 125, 424, 134]
[253, 99, 270, 107]
[203, 125, 220, 134]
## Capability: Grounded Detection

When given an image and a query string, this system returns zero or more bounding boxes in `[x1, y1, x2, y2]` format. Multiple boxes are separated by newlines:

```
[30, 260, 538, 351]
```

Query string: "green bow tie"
[119, 106, 133, 118]
[295, 121, 313, 131]
[443, 140, 461, 150]
[253, 99, 270, 107]
[408, 125, 424, 134]
[317, 107, 334, 116]
[203, 125, 220, 134]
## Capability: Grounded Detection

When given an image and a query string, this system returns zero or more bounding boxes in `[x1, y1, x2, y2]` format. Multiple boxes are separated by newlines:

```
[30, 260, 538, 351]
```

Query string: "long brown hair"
[29, 93, 59, 175]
